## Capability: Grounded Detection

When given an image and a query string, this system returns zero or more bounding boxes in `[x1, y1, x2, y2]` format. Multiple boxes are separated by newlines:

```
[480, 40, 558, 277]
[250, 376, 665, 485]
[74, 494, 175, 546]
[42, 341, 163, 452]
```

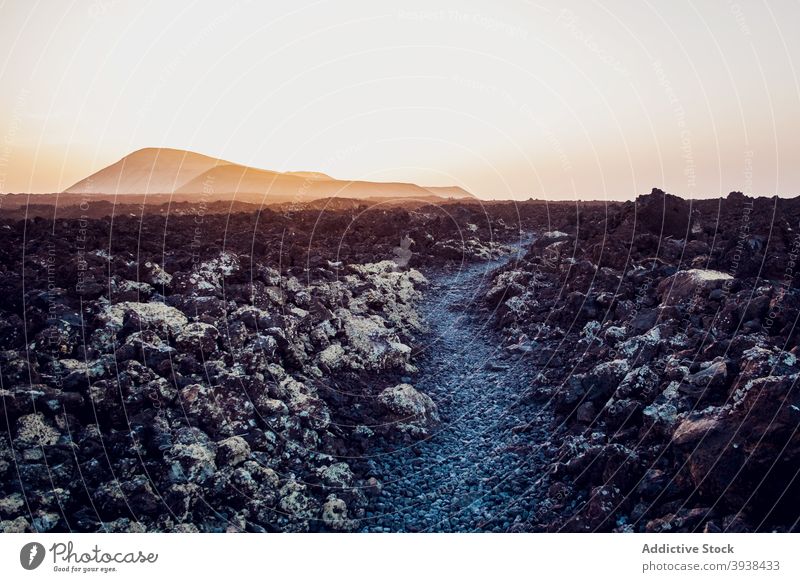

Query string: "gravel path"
[363, 241, 551, 532]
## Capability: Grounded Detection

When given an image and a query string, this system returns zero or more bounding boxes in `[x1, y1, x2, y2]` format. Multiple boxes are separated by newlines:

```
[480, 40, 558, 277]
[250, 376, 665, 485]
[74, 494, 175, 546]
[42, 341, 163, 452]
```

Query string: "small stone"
[216, 436, 251, 467]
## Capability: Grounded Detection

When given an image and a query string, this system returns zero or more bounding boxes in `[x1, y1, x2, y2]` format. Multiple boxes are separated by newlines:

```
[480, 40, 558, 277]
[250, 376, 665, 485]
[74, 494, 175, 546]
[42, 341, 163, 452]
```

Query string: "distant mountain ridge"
[64, 147, 476, 202]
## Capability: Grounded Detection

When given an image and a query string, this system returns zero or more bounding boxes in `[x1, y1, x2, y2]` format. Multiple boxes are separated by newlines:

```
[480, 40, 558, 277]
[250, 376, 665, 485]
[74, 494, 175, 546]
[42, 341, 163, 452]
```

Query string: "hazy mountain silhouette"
[64, 147, 475, 203]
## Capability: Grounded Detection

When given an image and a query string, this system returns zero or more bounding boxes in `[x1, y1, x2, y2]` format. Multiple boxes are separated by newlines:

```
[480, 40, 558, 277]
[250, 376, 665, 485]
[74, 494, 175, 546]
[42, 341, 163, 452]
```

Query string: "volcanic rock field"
[1, 190, 799, 532]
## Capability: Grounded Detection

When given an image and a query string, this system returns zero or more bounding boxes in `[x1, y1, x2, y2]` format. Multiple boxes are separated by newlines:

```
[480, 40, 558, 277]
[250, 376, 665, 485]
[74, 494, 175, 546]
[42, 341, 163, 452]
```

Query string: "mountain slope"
[64, 148, 226, 195]
[175, 165, 473, 202]
[64, 147, 476, 201]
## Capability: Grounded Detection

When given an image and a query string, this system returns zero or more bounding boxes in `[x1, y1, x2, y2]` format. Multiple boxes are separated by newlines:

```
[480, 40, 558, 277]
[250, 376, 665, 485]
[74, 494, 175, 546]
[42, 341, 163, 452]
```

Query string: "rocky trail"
[4, 192, 800, 533]
[363, 239, 551, 532]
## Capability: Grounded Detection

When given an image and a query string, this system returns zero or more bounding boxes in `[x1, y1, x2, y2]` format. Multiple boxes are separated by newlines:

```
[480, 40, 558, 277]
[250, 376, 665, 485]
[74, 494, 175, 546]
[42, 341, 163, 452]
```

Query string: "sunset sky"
[1, 0, 799, 199]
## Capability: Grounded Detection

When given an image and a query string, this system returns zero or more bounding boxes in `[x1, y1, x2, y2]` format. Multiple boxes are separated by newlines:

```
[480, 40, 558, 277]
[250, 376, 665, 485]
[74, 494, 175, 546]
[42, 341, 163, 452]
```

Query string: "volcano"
[64, 147, 476, 203]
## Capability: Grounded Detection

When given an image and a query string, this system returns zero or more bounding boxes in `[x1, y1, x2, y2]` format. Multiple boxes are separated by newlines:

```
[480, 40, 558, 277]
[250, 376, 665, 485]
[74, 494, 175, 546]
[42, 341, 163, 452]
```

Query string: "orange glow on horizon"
[1, 1, 799, 200]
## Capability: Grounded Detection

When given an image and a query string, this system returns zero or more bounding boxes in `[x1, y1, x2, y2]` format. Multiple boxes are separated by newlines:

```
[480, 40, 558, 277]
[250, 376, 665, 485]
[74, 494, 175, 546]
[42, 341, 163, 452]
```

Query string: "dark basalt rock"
[0, 201, 529, 532]
[485, 190, 800, 532]
[3, 192, 799, 533]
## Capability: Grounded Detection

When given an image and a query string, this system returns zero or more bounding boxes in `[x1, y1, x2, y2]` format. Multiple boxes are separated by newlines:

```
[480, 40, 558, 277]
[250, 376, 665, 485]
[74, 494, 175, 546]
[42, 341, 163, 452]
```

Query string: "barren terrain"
[1, 190, 798, 532]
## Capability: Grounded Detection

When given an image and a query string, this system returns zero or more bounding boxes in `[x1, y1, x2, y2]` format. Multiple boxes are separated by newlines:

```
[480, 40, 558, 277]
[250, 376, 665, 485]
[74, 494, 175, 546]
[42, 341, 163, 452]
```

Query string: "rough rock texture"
[4, 191, 799, 533]
[0, 254, 431, 531]
[377, 383, 440, 439]
[0, 201, 529, 532]
[485, 189, 800, 532]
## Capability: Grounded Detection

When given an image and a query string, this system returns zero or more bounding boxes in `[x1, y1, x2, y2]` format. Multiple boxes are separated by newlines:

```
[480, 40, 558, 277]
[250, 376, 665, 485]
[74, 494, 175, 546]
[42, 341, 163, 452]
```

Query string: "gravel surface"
[363, 240, 551, 532]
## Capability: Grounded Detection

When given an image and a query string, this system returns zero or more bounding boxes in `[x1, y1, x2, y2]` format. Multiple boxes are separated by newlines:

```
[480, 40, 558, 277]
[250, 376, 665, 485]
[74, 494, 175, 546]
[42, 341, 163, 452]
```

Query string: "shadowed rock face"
[485, 190, 800, 532]
[636, 188, 692, 238]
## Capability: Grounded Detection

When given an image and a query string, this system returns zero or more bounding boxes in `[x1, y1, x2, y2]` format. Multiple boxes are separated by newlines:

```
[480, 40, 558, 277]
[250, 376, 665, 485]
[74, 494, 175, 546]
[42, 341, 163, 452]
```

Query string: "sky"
[1, 0, 799, 200]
